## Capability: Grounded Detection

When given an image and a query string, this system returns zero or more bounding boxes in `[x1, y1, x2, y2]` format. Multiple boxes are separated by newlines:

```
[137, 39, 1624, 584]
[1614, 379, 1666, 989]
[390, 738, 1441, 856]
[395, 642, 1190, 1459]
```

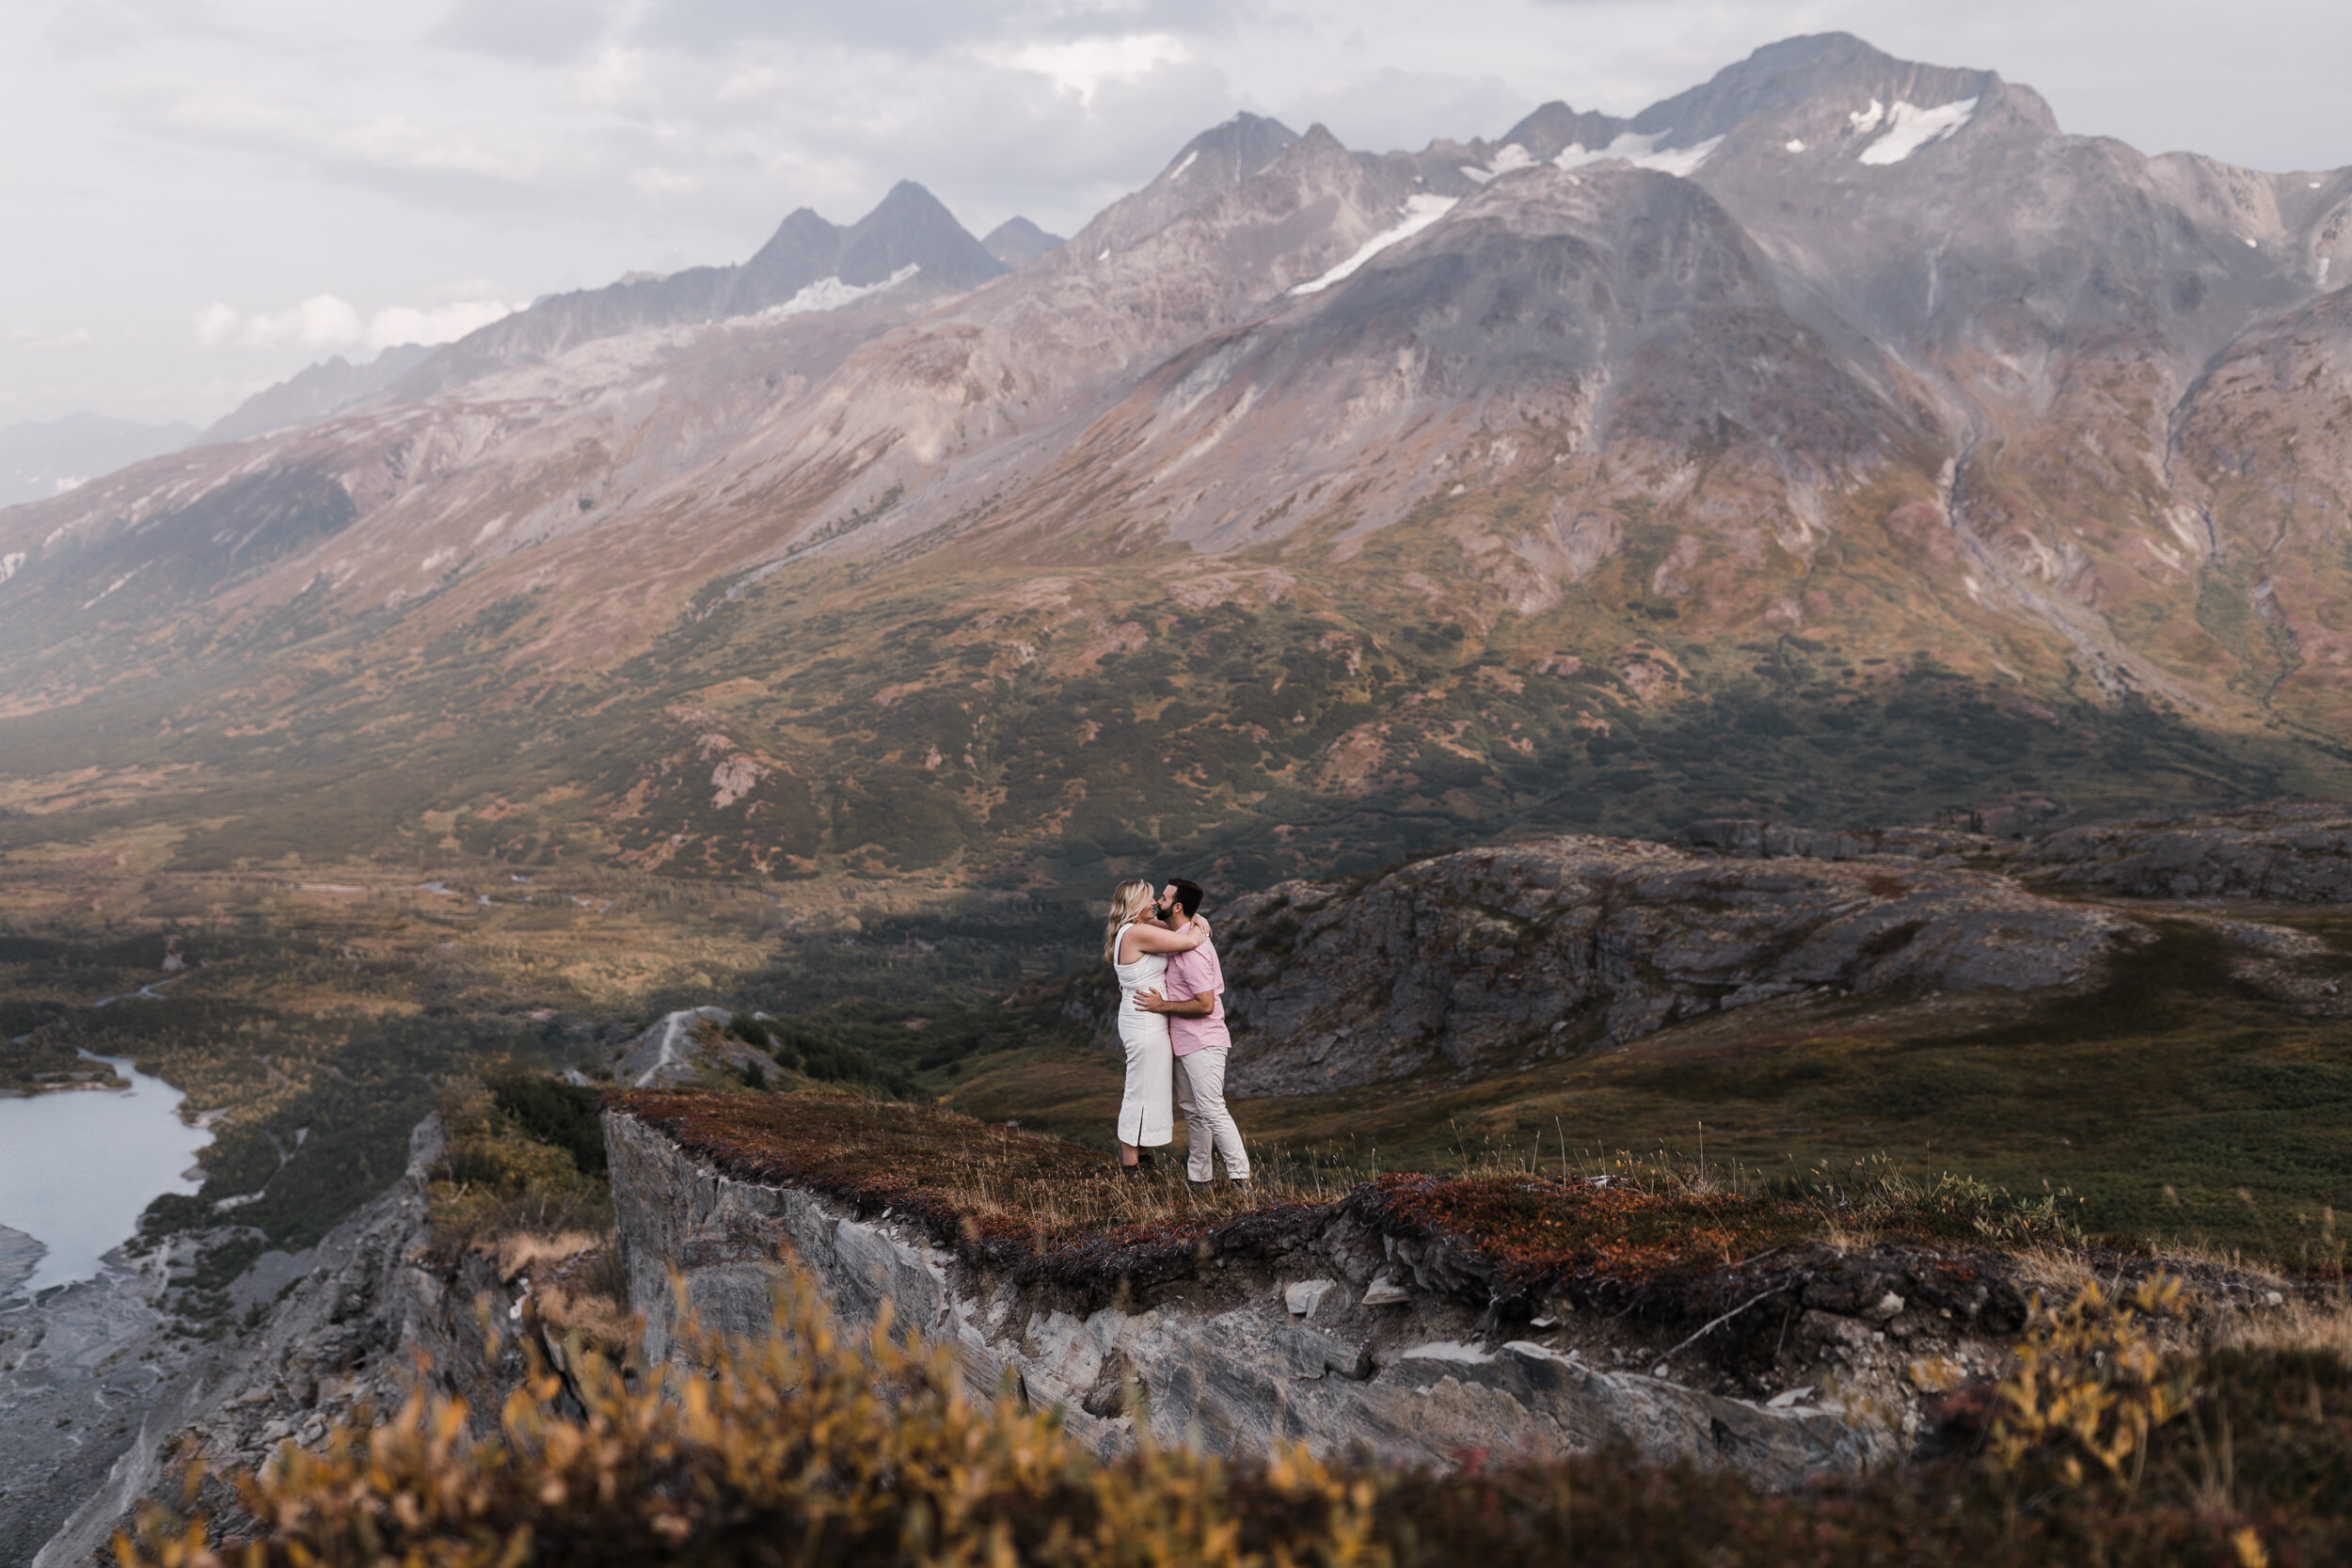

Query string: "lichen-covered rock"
[1213, 835, 2142, 1097]
[2021, 802, 2352, 902]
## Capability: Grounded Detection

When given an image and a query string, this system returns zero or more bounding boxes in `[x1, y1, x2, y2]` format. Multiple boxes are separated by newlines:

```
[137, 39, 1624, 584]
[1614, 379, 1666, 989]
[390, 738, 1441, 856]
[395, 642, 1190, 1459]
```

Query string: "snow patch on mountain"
[1291, 195, 1457, 294]
[1462, 143, 1539, 184]
[1856, 98, 1979, 166]
[1849, 99, 1885, 133]
[760, 263, 921, 318]
[1553, 131, 1724, 179]
[1168, 150, 1199, 180]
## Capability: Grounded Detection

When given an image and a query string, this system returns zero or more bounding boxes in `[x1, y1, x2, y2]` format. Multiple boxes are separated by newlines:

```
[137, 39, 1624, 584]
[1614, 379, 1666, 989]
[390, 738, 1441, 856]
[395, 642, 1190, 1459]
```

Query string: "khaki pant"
[1172, 1047, 1249, 1181]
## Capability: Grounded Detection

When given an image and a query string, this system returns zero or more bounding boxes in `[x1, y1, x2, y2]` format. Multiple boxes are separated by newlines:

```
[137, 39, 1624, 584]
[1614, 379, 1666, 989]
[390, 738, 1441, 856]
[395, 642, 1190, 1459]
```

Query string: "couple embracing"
[1103, 878, 1250, 1183]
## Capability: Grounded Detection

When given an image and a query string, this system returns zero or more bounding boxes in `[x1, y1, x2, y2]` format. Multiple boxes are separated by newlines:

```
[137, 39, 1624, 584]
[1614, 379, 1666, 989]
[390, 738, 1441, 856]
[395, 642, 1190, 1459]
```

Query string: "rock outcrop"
[1192, 835, 2142, 1098]
[0, 1241, 191, 1566]
[611, 1006, 768, 1089]
[1682, 819, 1988, 861]
[606, 1107, 1937, 1489]
[31, 1118, 516, 1568]
[2020, 802, 2352, 902]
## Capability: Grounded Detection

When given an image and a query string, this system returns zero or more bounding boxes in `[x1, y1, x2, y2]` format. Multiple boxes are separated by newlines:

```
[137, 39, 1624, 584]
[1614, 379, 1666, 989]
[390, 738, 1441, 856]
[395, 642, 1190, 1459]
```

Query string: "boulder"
[1216, 835, 2142, 1097]
[2020, 802, 2352, 902]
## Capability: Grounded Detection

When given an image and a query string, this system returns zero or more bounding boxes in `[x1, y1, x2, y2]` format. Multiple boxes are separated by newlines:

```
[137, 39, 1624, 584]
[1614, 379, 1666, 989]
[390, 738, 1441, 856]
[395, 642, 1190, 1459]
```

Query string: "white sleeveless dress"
[1111, 923, 1174, 1147]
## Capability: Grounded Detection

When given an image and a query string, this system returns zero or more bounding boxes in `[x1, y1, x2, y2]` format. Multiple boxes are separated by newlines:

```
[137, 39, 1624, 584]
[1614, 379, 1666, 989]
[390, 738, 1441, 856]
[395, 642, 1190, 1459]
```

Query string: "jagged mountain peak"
[981, 216, 1062, 267]
[835, 180, 1005, 290]
[1073, 111, 1305, 256]
[1168, 111, 1301, 179]
[200, 343, 437, 446]
[1631, 32, 2010, 150]
[1450, 34, 2025, 192]
[1497, 102, 1631, 163]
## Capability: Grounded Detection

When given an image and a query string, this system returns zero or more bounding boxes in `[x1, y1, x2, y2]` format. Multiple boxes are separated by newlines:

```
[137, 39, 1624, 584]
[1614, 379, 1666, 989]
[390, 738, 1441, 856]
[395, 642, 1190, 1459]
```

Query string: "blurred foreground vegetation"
[118, 1258, 2352, 1568]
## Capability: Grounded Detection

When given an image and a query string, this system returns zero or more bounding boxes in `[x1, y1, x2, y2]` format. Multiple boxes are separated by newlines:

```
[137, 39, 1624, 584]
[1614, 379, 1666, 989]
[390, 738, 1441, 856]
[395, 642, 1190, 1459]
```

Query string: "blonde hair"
[1103, 879, 1156, 962]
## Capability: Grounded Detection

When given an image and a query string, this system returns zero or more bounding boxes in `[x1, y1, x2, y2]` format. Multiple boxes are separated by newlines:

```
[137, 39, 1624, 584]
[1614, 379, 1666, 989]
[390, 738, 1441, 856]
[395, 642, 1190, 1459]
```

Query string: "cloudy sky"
[4, 0, 2347, 431]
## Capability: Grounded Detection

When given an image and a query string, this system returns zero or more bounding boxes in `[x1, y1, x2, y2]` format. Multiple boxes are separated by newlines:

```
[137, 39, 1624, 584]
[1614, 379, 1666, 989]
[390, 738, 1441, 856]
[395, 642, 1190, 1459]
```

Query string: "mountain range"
[1, 32, 2348, 894]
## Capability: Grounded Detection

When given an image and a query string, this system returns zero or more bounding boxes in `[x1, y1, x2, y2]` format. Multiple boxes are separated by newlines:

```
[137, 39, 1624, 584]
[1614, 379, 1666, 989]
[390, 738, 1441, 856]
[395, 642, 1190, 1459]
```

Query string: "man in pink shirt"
[1136, 877, 1250, 1185]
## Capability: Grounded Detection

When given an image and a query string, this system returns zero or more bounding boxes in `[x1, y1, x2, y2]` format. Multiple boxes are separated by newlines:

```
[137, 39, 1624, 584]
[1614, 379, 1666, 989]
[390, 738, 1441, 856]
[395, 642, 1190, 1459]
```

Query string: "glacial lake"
[0, 1053, 211, 1298]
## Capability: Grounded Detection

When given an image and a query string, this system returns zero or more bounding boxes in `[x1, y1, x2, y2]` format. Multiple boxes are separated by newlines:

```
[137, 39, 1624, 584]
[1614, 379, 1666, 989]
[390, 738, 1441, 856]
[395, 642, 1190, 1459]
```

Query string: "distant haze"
[2, 0, 2347, 428]
[0, 415, 197, 507]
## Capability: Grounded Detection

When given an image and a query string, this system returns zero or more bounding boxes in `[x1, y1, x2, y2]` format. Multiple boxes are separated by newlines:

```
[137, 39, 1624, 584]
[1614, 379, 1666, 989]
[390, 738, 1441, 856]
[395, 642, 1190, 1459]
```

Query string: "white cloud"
[192, 301, 243, 347]
[977, 33, 1195, 102]
[362, 297, 523, 347]
[3, 325, 97, 349]
[193, 291, 525, 353]
[118, 77, 552, 208]
[230, 293, 364, 350]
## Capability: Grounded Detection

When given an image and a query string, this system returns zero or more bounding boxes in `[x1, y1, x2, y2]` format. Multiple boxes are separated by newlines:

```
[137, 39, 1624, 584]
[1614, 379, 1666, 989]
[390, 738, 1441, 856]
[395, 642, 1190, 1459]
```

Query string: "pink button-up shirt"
[1163, 927, 1230, 1056]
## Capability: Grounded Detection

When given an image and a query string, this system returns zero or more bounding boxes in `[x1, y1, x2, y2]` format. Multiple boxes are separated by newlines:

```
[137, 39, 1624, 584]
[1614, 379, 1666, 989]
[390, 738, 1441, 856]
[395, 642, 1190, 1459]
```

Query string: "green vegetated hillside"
[5, 475, 2344, 902]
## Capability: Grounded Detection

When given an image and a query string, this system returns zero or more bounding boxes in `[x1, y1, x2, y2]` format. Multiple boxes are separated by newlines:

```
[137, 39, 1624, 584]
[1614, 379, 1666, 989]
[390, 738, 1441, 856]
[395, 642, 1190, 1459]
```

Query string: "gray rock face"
[2021, 802, 2352, 901]
[1205, 835, 2140, 1098]
[1680, 818, 1985, 862]
[30, 1118, 508, 1568]
[604, 1111, 1901, 1487]
[1074, 112, 1302, 258]
[0, 1224, 39, 1301]
[0, 1243, 186, 1567]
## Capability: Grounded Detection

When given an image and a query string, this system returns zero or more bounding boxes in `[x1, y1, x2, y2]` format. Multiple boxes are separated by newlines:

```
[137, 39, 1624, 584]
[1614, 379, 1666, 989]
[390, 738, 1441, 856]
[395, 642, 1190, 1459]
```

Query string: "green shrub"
[486, 1071, 608, 1177]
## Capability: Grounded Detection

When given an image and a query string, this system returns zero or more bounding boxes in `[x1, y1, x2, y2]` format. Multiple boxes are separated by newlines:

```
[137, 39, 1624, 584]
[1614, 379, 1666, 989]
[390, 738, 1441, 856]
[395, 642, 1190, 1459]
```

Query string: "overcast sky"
[4, 0, 2347, 431]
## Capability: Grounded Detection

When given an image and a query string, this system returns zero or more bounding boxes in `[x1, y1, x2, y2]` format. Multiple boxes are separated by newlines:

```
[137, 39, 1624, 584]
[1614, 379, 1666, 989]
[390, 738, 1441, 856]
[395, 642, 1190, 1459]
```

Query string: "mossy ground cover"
[609, 1089, 2073, 1316]
[612, 1089, 1306, 1291]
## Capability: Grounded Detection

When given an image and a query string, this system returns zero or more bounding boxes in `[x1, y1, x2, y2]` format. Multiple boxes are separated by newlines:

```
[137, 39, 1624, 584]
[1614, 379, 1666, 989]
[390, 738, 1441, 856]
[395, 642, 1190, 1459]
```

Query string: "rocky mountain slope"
[981, 216, 1063, 267]
[198, 345, 436, 445]
[1, 34, 2348, 894]
[381, 179, 1006, 405]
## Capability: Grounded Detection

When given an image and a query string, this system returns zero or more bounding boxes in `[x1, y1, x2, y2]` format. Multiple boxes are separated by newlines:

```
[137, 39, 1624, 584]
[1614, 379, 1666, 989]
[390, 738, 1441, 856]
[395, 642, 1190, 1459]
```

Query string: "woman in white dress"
[1104, 878, 1213, 1171]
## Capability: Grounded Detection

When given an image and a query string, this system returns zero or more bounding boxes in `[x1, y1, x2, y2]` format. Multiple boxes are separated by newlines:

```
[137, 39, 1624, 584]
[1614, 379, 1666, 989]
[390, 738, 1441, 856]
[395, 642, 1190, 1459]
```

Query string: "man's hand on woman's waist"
[1134, 987, 1216, 1017]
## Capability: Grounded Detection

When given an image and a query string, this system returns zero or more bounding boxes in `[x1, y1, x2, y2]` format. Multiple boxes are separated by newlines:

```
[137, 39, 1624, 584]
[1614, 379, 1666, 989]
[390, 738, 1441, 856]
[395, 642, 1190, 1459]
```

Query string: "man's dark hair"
[1168, 878, 1205, 919]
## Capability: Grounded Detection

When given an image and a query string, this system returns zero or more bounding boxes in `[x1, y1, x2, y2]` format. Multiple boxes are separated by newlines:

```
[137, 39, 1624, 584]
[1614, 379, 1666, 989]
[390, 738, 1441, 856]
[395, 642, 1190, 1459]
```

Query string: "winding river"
[0, 1053, 211, 1299]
